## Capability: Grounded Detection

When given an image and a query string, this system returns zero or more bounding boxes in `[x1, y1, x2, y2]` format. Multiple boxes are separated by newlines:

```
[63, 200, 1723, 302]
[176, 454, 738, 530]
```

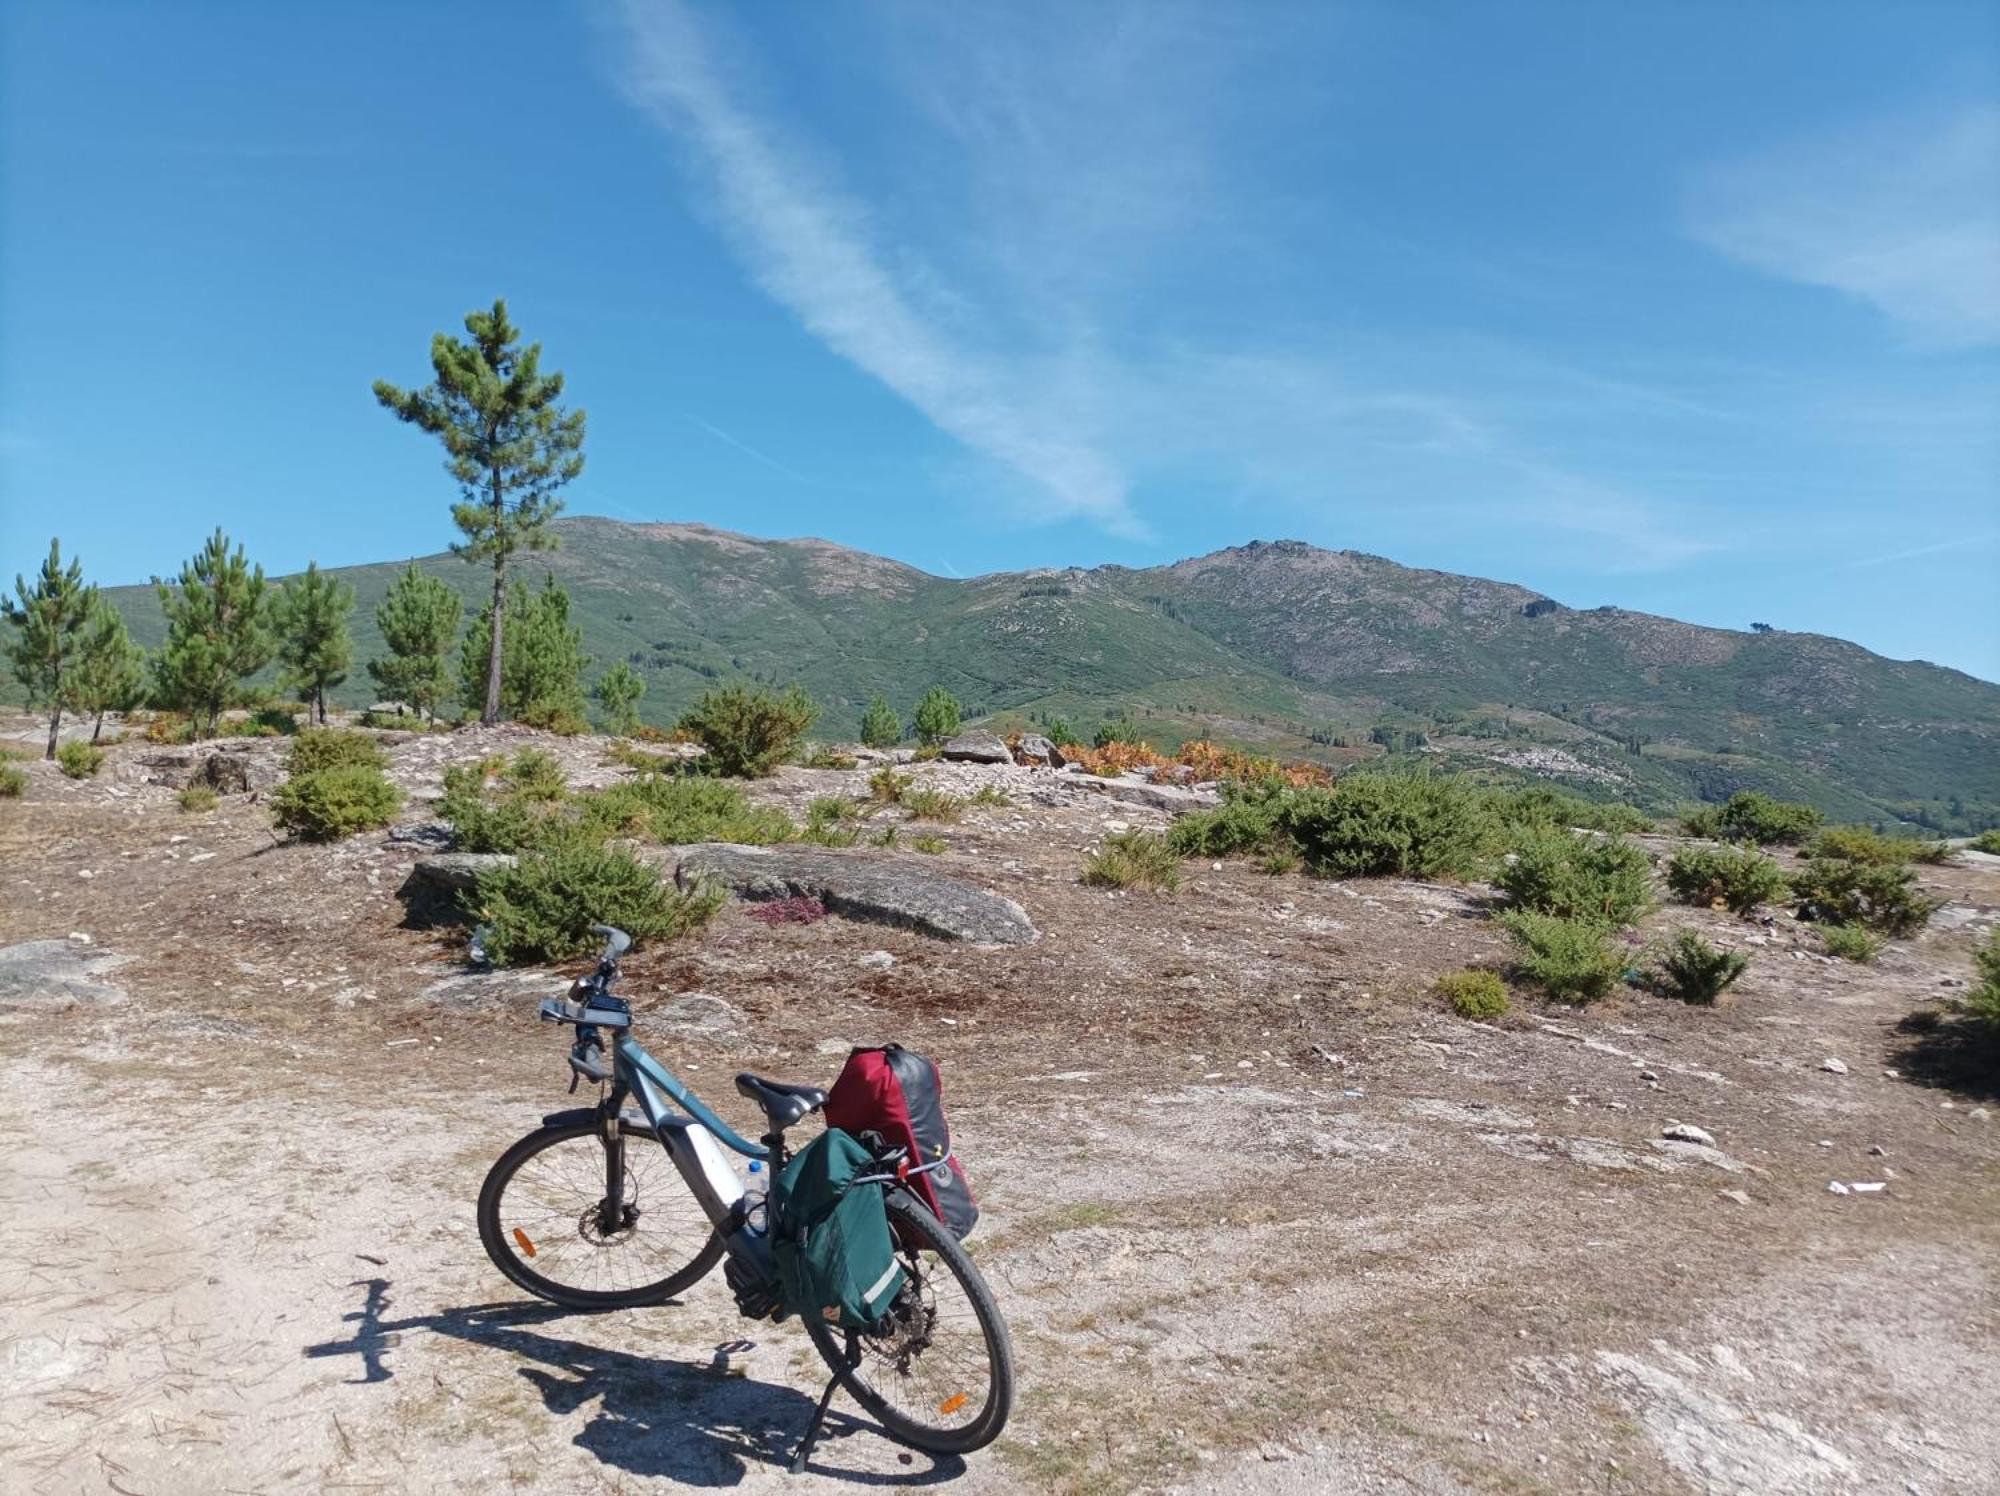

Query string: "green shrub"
[1044, 716, 1081, 748]
[910, 833, 949, 855]
[1487, 785, 1654, 839]
[1821, 924, 1886, 963]
[1435, 968, 1509, 1021]
[516, 703, 589, 737]
[912, 686, 962, 747]
[55, 741, 105, 778]
[868, 765, 912, 804]
[1678, 803, 1723, 839]
[1258, 849, 1301, 876]
[269, 764, 403, 841]
[1688, 791, 1822, 846]
[287, 727, 387, 776]
[902, 786, 964, 822]
[576, 775, 793, 847]
[800, 795, 862, 847]
[471, 836, 723, 967]
[1808, 825, 1948, 865]
[1502, 911, 1625, 1003]
[676, 683, 819, 777]
[1971, 829, 2000, 856]
[0, 764, 25, 798]
[1082, 829, 1181, 892]
[1651, 930, 1747, 1005]
[1663, 844, 1788, 914]
[502, 748, 568, 803]
[1497, 831, 1651, 924]
[873, 825, 900, 848]
[969, 784, 1010, 808]
[177, 784, 219, 813]
[1168, 779, 1290, 858]
[1093, 716, 1146, 749]
[439, 762, 555, 853]
[1790, 857, 1943, 936]
[1279, 770, 1490, 880]
[604, 739, 690, 774]
[1967, 928, 2000, 1030]
[799, 744, 859, 770]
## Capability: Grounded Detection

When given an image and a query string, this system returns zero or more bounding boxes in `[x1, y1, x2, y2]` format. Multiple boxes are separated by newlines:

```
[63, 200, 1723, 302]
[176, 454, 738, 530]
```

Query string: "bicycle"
[476, 925, 1014, 1469]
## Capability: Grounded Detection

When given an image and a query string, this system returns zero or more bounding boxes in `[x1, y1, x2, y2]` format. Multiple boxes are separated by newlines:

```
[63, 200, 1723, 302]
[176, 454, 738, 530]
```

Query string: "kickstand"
[788, 1336, 858, 1475]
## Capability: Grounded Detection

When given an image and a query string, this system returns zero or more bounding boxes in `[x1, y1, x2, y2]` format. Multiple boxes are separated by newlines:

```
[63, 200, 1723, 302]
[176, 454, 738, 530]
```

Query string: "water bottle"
[742, 1159, 769, 1238]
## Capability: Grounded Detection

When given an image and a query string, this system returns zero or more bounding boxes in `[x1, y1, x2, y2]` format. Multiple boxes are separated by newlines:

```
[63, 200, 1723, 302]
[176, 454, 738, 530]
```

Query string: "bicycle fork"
[595, 1103, 628, 1238]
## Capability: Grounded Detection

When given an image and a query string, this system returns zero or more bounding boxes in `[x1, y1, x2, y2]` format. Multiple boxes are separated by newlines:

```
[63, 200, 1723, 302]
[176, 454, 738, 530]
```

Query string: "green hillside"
[72, 517, 2000, 829]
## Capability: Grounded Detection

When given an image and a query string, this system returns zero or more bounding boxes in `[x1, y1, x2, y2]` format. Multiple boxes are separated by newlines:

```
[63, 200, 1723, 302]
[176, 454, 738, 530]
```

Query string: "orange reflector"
[938, 1392, 968, 1416]
[512, 1227, 538, 1258]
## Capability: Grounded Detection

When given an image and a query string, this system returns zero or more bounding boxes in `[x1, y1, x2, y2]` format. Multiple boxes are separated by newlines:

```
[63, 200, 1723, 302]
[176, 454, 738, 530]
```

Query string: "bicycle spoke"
[488, 1125, 716, 1301]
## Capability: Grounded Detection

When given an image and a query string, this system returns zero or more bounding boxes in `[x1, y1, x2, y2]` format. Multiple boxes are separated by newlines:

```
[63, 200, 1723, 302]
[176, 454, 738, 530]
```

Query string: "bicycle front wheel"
[805, 1191, 1014, 1455]
[477, 1117, 723, 1311]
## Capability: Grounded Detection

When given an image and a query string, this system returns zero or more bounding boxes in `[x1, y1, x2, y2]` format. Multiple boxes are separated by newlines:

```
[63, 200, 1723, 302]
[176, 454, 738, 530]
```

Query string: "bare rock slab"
[404, 853, 518, 895]
[1014, 733, 1067, 768]
[674, 843, 1038, 946]
[399, 853, 516, 924]
[0, 940, 134, 1007]
[940, 731, 1012, 764]
[1063, 770, 1220, 815]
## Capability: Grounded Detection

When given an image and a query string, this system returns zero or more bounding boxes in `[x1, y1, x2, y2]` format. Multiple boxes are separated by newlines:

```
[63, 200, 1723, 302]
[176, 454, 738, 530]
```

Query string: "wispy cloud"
[1686, 104, 2000, 348]
[601, 1, 1742, 572]
[684, 413, 812, 485]
[1850, 531, 2000, 569]
[610, 0, 1147, 539]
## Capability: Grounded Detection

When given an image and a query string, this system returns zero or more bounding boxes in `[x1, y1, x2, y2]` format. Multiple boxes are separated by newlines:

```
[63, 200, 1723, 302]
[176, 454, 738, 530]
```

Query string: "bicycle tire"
[477, 1117, 724, 1311]
[804, 1191, 1014, 1455]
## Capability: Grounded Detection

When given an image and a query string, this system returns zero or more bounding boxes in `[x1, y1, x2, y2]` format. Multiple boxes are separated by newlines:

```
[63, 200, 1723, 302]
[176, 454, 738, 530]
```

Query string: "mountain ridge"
[75, 515, 2000, 829]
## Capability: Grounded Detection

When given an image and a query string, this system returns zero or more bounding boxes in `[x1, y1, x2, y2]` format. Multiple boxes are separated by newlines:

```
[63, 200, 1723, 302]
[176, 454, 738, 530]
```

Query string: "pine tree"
[375, 299, 585, 725]
[912, 685, 962, 746]
[3, 538, 98, 757]
[368, 563, 463, 725]
[272, 561, 354, 723]
[459, 574, 588, 727]
[153, 530, 272, 738]
[859, 695, 902, 748]
[594, 660, 646, 735]
[67, 601, 147, 743]
[508, 574, 589, 727]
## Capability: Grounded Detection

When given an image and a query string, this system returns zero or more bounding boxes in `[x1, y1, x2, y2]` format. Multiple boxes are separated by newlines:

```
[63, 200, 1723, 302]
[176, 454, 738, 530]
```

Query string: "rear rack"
[851, 1149, 955, 1187]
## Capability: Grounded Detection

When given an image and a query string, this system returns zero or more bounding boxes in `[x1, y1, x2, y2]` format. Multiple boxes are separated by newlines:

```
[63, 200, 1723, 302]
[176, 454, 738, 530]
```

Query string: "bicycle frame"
[558, 1028, 785, 1291]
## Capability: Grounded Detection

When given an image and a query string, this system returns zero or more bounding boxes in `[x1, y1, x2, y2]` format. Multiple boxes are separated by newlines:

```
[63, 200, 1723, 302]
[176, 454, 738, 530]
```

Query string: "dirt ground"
[2, 719, 1996, 1495]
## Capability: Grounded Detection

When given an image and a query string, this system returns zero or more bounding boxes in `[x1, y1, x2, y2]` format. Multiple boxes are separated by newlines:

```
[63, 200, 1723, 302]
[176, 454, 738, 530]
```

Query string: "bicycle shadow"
[303, 1278, 964, 1487]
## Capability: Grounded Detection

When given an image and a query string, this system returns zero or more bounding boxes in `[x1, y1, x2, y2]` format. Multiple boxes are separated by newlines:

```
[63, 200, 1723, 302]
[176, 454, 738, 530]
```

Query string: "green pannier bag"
[773, 1128, 907, 1331]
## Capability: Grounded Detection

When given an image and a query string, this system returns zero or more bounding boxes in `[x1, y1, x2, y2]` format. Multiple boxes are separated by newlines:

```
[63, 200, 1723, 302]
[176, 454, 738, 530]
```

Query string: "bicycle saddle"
[735, 1072, 828, 1131]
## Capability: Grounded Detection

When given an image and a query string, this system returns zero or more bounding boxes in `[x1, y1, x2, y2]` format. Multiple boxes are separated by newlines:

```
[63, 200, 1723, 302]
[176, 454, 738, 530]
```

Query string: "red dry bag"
[824, 1044, 977, 1241]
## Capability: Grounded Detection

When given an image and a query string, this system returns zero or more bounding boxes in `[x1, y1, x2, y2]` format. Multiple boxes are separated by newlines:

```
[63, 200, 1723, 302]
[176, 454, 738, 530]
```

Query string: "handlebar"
[535, 926, 636, 1090]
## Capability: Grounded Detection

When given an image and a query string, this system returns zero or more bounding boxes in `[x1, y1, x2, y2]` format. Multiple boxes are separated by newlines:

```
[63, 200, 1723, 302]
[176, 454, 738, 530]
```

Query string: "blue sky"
[3, 1, 1997, 679]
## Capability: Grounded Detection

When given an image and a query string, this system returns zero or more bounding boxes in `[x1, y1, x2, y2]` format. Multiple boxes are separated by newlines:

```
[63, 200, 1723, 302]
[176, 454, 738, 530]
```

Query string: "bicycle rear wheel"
[478, 1117, 722, 1311]
[804, 1191, 1013, 1454]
